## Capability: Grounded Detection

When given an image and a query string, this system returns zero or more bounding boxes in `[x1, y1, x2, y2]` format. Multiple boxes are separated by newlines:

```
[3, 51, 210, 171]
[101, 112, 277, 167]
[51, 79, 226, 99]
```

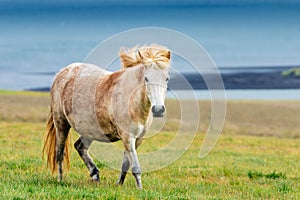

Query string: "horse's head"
[120, 44, 171, 118]
[143, 62, 169, 118]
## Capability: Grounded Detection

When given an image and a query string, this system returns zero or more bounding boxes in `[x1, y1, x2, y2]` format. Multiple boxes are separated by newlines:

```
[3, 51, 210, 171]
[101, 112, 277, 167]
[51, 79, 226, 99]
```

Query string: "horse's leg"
[132, 138, 143, 188]
[116, 151, 130, 185]
[74, 136, 99, 181]
[54, 115, 71, 181]
[122, 136, 143, 188]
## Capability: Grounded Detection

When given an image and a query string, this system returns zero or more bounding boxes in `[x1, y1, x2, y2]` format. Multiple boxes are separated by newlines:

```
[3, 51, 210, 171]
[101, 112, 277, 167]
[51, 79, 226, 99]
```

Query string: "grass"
[247, 171, 286, 179]
[0, 90, 300, 199]
[281, 67, 300, 77]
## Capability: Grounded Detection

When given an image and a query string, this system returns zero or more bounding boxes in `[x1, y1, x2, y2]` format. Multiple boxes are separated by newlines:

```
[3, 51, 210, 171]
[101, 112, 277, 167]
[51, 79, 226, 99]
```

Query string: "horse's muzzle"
[151, 105, 165, 118]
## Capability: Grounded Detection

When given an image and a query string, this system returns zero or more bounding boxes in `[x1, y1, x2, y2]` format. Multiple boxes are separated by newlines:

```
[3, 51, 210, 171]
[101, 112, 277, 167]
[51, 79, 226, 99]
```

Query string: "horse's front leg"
[117, 138, 143, 185]
[116, 151, 130, 185]
[121, 136, 143, 188]
[74, 136, 99, 182]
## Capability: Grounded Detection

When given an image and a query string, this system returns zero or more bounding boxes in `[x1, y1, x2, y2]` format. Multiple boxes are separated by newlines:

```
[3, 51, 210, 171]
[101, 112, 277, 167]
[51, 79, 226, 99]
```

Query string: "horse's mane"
[119, 44, 171, 70]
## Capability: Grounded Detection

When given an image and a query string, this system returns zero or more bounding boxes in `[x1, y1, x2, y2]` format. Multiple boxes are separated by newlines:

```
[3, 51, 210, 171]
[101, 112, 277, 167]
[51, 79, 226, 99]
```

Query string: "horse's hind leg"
[54, 115, 71, 181]
[74, 136, 99, 181]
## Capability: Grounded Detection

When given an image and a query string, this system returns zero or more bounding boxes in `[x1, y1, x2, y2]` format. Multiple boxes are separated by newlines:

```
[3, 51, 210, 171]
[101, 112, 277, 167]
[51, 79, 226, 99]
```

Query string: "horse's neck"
[125, 65, 151, 123]
[133, 85, 151, 123]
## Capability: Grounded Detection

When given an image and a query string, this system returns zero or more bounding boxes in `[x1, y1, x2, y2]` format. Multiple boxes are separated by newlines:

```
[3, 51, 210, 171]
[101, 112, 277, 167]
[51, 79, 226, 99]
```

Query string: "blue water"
[167, 89, 300, 100]
[1, 2, 300, 98]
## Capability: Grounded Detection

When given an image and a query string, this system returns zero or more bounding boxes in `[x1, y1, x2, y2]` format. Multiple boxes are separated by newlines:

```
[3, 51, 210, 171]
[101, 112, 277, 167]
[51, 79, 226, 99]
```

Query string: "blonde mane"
[119, 44, 171, 70]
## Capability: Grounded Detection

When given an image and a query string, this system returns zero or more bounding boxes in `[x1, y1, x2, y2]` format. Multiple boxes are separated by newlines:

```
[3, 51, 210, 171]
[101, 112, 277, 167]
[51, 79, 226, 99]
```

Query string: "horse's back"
[52, 62, 112, 95]
[51, 62, 111, 109]
[54, 63, 111, 81]
[51, 63, 118, 140]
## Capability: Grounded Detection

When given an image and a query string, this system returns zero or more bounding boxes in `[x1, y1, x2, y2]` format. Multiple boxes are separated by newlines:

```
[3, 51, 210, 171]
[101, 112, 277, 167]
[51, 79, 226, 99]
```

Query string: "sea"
[1, 1, 300, 100]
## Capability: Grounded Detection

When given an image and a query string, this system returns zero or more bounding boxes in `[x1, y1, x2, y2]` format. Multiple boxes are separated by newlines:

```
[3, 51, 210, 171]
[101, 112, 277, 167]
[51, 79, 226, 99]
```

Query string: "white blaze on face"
[144, 67, 169, 117]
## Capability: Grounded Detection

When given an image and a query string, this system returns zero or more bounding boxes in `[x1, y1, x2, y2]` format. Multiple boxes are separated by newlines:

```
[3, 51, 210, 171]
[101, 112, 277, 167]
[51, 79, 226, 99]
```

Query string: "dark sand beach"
[172, 69, 300, 90]
[27, 66, 300, 91]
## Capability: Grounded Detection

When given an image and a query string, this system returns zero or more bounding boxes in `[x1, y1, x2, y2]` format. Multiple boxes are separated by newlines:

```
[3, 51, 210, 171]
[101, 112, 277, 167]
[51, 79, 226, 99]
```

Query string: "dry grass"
[1, 90, 300, 138]
[0, 90, 49, 122]
[223, 100, 300, 138]
[165, 99, 300, 138]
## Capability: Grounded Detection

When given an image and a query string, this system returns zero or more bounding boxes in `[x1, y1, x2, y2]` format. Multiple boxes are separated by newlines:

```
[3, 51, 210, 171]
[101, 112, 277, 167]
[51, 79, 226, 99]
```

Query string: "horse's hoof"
[116, 171, 127, 186]
[116, 180, 121, 185]
[133, 173, 142, 189]
[57, 175, 62, 182]
[116, 179, 125, 186]
[116, 182, 121, 186]
[91, 174, 99, 182]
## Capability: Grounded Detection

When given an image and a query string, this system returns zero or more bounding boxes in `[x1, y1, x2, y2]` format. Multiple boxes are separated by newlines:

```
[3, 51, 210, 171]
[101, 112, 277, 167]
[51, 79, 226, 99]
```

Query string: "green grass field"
[0, 90, 299, 199]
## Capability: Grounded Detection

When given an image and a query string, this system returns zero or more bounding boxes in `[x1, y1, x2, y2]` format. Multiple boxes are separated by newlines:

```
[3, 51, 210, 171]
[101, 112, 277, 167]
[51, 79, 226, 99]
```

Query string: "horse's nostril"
[151, 106, 156, 113]
[161, 106, 165, 113]
[151, 105, 165, 118]
[152, 105, 165, 113]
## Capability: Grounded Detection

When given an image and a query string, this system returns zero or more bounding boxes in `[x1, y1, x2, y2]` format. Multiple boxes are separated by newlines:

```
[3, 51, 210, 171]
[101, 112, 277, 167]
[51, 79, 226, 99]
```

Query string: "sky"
[1, 0, 300, 6]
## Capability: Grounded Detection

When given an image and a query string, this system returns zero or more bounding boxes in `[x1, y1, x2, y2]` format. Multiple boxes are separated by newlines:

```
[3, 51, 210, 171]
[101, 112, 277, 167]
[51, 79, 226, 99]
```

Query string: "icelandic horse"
[43, 44, 171, 188]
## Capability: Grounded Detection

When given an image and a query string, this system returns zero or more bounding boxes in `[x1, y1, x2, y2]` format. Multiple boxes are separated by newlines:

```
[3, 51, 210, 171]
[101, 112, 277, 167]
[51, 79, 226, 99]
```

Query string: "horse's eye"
[145, 77, 149, 82]
[166, 77, 169, 82]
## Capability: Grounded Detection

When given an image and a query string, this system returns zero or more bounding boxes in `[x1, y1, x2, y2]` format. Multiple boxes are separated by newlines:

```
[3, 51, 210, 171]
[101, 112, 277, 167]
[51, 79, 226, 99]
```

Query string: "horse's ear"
[165, 50, 171, 60]
[137, 50, 143, 62]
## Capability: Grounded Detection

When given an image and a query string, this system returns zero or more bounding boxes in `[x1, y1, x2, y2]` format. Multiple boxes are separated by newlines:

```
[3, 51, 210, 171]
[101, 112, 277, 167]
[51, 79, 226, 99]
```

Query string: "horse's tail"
[42, 110, 71, 174]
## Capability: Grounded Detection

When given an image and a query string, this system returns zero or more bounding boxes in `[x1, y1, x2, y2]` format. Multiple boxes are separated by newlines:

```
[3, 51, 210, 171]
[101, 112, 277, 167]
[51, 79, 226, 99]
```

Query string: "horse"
[42, 44, 171, 188]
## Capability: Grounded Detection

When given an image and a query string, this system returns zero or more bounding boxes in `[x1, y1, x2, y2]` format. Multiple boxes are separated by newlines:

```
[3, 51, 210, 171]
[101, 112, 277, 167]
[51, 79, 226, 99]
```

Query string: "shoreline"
[23, 66, 300, 92]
